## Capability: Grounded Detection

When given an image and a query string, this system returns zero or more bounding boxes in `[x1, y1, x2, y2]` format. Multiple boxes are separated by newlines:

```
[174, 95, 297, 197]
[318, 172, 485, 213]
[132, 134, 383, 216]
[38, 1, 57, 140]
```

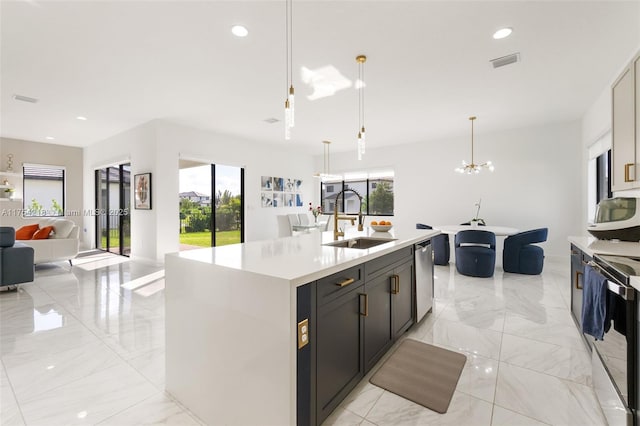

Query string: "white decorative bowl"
[371, 224, 393, 232]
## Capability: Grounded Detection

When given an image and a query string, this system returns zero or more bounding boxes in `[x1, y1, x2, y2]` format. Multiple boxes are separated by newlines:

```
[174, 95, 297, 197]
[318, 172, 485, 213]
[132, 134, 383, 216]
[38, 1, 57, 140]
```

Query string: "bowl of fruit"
[370, 220, 393, 232]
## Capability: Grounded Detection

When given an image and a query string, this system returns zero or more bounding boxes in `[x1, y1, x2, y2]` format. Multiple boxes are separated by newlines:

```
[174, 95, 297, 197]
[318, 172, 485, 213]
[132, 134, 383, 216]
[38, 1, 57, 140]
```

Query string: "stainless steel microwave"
[587, 197, 640, 241]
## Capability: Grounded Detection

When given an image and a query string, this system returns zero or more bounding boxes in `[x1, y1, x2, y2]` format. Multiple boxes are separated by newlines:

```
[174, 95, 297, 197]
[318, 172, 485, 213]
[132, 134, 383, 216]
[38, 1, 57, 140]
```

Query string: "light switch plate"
[297, 318, 309, 349]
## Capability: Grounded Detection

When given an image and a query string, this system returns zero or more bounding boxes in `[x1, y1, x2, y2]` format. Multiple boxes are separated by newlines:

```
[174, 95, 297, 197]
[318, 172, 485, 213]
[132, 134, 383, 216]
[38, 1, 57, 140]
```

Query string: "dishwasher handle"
[415, 241, 432, 252]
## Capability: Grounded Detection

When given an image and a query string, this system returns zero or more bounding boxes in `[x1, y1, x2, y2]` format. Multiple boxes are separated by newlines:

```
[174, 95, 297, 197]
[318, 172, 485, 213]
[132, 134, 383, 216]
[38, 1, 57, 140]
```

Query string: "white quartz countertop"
[166, 227, 439, 287]
[568, 236, 640, 258]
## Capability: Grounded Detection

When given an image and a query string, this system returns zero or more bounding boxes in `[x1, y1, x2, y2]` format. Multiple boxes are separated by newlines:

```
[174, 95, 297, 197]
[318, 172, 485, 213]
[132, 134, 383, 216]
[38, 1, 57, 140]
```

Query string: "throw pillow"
[16, 224, 39, 240]
[50, 219, 75, 239]
[32, 226, 54, 240]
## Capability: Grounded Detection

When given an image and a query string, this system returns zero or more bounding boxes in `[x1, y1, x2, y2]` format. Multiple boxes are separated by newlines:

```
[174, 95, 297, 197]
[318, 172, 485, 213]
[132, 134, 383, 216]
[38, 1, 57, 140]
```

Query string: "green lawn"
[180, 230, 241, 247]
[100, 235, 131, 249]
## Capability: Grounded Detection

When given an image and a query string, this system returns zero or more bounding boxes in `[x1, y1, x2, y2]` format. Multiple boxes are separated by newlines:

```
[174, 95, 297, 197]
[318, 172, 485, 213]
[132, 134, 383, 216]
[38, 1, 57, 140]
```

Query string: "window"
[23, 164, 65, 217]
[596, 150, 612, 203]
[321, 174, 394, 216]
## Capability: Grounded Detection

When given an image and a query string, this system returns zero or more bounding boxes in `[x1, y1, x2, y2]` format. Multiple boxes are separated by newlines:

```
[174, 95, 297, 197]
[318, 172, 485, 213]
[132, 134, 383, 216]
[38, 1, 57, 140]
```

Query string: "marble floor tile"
[322, 407, 366, 426]
[1, 363, 25, 426]
[0, 317, 101, 361]
[491, 406, 550, 426]
[97, 392, 199, 425]
[494, 362, 606, 426]
[18, 362, 157, 425]
[413, 317, 503, 360]
[437, 294, 506, 332]
[128, 349, 166, 389]
[3, 341, 122, 401]
[366, 390, 493, 426]
[339, 381, 384, 418]
[502, 314, 587, 351]
[500, 334, 592, 385]
[456, 353, 499, 403]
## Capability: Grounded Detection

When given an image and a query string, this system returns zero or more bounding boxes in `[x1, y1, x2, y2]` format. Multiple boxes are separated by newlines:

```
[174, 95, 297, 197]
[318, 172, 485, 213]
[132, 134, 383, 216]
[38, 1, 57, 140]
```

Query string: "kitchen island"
[165, 226, 439, 426]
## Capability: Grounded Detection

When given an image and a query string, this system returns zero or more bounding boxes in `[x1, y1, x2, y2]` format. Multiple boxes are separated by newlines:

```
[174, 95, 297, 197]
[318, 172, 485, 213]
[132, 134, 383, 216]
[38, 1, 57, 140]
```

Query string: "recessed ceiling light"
[76, 116, 87, 121]
[493, 27, 513, 39]
[45, 136, 55, 140]
[264, 118, 279, 124]
[231, 25, 248, 37]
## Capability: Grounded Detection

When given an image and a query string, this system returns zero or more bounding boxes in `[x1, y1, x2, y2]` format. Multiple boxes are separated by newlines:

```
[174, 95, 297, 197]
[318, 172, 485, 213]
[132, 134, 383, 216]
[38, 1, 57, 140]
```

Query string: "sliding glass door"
[95, 164, 131, 256]
[179, 161, 244, 249]
[213, 164, 244, 246]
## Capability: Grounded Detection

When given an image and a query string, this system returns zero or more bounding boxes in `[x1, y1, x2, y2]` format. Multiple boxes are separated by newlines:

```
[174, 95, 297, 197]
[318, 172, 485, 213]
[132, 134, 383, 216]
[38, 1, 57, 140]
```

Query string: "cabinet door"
[316, 285, 364, 425]
[612, 64, 636, 191]
[392, 259, 415, 339]
[364, 273, 393, 373]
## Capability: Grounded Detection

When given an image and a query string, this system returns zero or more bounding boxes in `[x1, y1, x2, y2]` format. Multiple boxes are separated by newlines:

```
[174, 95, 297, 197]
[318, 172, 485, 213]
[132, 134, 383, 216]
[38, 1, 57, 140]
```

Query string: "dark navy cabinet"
[297, 247, 418, 426]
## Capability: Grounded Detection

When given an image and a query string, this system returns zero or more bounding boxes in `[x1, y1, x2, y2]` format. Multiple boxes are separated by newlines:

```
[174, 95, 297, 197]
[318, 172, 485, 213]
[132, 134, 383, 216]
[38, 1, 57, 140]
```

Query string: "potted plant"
[1, 188, 14, 199]
[469, 199, 485, 226]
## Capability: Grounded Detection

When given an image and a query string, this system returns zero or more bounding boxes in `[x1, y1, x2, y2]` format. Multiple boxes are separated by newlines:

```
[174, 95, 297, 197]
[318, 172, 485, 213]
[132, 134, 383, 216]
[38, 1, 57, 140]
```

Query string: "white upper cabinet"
[611, 51, 640, 192]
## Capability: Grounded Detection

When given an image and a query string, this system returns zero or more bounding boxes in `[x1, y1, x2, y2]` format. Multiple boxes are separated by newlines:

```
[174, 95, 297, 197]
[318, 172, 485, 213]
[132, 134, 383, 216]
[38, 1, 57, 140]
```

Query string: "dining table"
[434, 225, 519, 237]
[292, 221, 327, 232]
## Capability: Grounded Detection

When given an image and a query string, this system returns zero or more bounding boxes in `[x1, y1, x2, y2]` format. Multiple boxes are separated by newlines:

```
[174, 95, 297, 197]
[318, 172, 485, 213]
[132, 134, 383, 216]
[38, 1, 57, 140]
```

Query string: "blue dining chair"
[503, 228, 548, 275]
[416, 223, 450, 265]
[454, 230, 496, 278]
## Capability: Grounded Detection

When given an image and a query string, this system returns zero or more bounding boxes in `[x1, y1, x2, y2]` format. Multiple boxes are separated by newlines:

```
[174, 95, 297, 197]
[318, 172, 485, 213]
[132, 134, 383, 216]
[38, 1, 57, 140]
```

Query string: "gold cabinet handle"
[575, 271, 583, 290]
[625, 163, 635, 182]
[360, 293, 368, 316]
[390, 274, 400, 294]
[336, 277, 355, 287]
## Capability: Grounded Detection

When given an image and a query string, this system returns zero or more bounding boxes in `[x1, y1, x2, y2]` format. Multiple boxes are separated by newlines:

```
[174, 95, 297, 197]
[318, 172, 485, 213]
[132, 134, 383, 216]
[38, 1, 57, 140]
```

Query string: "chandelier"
[284, 0, 295, 140]
[356, 54, 367, 160]
[455, 116, 494, 174]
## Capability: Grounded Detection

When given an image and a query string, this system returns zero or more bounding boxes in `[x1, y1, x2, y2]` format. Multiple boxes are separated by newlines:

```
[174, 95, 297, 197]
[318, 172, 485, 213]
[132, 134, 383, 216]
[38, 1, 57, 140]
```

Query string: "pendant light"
[313, 141, 341, 180]
[455, 116, 494, 174]
[356, 54, 367, 160]
[284, 0, 295, 140]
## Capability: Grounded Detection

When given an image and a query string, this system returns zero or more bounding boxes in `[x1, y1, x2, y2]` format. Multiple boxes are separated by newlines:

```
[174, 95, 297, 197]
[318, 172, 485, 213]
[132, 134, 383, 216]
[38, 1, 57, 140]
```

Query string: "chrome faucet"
[333, 188, 364, 240]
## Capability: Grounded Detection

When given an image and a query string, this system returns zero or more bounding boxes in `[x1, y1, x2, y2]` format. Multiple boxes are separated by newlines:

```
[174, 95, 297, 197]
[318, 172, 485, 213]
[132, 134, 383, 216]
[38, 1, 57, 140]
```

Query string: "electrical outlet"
[297, 318, 309, 349]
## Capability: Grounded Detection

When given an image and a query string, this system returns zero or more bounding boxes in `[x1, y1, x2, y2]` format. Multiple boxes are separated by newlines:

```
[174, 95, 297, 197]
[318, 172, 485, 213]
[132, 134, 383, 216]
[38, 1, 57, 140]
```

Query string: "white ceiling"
[1, 1, 639, 154]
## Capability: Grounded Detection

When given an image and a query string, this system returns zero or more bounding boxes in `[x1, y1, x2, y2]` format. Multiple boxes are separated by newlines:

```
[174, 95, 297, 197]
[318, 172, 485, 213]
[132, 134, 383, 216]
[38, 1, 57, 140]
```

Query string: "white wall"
[84, 120, 315, 264]
[317, 121, 583, 259]
[83, 121, 157, 261]
[0, 137, 84, 243]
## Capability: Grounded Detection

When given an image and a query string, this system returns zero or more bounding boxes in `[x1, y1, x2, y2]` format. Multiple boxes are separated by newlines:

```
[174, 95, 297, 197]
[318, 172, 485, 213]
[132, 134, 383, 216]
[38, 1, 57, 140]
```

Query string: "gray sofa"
[0, 227, 35, 290]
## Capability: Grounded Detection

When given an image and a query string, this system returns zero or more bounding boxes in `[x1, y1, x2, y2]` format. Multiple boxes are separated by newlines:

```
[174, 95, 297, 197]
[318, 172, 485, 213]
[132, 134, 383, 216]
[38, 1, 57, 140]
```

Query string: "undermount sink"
[323, 237, 397, 249]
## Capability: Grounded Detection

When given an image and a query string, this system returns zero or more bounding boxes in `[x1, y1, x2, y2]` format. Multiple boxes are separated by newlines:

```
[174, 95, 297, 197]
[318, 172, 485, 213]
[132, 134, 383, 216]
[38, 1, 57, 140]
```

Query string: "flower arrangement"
[309, 203, 322, 221]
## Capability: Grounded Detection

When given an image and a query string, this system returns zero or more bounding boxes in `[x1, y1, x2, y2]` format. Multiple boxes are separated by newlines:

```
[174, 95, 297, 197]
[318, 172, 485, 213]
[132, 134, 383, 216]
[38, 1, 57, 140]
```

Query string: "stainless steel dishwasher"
[415, 240, 434, 322]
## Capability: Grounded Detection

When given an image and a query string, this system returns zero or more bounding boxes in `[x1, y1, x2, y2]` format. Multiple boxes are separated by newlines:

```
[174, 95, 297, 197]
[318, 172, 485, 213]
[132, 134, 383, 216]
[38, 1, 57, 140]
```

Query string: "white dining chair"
[298, 214, 310, 225]
[287, 214, 300, 233]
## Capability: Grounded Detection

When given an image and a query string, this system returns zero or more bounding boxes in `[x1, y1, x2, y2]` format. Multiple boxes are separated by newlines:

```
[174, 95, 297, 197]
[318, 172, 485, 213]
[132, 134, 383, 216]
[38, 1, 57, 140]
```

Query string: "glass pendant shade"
[288, 86, 295, 127]
[284, 99, 291, 140]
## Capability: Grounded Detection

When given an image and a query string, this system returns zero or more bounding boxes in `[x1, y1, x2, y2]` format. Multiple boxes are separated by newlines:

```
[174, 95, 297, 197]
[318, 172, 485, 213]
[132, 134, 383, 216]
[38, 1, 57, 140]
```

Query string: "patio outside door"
[179, 161, 244, 249]
[95, 164, 131, 255]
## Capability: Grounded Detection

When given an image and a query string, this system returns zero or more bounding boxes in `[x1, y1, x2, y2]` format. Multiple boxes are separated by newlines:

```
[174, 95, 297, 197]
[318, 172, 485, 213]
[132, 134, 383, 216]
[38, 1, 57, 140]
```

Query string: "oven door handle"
[607, 280, 635, 301]
[588, 261, 635, 301]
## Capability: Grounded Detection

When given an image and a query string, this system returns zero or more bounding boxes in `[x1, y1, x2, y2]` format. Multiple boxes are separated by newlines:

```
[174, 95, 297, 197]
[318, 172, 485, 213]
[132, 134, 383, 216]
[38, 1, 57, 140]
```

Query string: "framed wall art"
[134, 172, 152, 210]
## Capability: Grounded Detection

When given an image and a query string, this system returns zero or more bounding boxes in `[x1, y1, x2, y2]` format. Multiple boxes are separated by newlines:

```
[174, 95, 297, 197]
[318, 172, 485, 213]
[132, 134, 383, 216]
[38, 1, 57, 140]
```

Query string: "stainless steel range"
[590, 254, 639, 426]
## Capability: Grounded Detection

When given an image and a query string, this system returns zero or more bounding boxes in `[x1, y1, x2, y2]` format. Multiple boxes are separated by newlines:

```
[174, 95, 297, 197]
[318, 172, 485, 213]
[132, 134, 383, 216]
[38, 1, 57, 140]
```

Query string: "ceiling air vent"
[12, 94, 39, 103]
[490, 52, 520, 69]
